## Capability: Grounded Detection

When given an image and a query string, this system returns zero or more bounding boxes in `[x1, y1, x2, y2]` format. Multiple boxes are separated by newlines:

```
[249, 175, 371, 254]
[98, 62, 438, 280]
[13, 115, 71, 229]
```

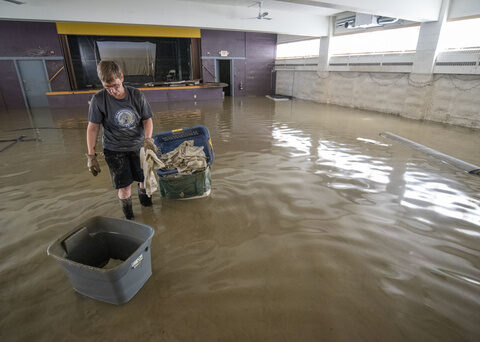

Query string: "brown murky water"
[1, 98, 479, 341]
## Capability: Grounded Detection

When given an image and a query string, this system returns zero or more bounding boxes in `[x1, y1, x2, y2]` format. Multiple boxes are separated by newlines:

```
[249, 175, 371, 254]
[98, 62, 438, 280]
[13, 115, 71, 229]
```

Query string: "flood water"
[1, 97, 479, 341]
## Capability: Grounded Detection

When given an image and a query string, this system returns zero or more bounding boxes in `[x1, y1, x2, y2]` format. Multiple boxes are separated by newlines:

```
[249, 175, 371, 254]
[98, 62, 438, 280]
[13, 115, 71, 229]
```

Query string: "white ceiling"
[184, 0, 342, 16]
[0, 0, 451, 37]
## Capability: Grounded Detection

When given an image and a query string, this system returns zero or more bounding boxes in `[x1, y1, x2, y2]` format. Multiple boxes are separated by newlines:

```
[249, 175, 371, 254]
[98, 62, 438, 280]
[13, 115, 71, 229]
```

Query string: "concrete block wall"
[276, 70, 480, 129]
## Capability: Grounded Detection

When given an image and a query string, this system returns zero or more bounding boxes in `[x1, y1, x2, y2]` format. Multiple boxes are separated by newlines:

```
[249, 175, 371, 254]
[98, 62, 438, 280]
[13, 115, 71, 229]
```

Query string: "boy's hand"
[86, 153, 101, 176]
[143, 138, 158, 153]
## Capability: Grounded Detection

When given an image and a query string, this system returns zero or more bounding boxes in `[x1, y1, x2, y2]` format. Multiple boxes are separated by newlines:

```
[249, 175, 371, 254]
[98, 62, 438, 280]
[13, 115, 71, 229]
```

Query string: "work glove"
[86, 153, 101, 176]
[143, 138, 158, 154]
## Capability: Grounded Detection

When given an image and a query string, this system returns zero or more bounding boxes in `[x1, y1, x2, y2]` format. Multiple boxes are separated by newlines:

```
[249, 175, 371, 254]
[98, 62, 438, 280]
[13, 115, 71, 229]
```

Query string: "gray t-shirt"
[88, 86, 153, 152]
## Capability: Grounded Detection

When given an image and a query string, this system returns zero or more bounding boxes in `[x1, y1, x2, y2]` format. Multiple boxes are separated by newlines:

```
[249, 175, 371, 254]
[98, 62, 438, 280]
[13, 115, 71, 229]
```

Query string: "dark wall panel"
[143, 90, 169, 103]
[246, 32, 276, 96]
[0, 60, 25, 110]
[47, 92, 93, 108]
[47, 88, 222, 108]
[46, 60, 70, 92]
[0, 21, 71, 109]
[246, 32, 277, 59]
[202, 59, 216, 83]
[234, 59, 247, 97]
[200, 30, 276, 97]
[195, 87, 222, 100]
[0, 21, 62, 57]
[201, 30, 246, 58]
[246, 58, 275, 96]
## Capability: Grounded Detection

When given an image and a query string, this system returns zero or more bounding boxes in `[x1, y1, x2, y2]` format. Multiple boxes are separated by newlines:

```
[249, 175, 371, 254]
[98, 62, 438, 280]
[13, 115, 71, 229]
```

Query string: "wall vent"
[434, 50, 480, 74]
[277, 63, 318, 66]
[382, 62, 413, 66]
[328, 52, 415, 72]
[435, 61, 477, 66]
[349, 62, 381, 66]
[276, 51, 480, 75]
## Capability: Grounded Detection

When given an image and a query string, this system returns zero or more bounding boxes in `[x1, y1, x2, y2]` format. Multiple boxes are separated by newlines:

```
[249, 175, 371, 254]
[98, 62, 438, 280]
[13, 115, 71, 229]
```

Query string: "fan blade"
[263, 17, 273, 20]
[3, 0, 25, 4]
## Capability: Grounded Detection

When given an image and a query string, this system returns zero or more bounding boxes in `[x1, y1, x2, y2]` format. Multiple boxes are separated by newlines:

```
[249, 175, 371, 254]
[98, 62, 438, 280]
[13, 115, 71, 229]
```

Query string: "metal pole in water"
[380, 132, 480, 175]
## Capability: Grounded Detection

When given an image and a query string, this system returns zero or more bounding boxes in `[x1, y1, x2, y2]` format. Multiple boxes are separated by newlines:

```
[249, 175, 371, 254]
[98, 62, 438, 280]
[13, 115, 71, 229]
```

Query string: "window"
[330, 26, 420, 55]
[276, 39, 320, 58]
[440, 18, 480, 50]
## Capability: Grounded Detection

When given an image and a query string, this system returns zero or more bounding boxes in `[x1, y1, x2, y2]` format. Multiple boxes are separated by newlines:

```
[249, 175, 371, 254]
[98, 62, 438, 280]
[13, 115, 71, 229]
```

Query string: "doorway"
[216, 59, 232, 96]
[17, 60, 50, 108]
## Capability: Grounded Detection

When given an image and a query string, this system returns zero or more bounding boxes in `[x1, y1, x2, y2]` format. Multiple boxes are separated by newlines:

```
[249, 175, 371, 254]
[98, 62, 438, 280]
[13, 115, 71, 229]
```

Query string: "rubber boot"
[138, 185, 152, 207]
[120, 197, 134, 220]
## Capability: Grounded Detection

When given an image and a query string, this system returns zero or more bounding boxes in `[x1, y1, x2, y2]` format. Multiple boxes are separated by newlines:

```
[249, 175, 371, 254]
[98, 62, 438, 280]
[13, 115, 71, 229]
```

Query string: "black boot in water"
[138, 185, 152, 207]
[120, 197, 134, 220]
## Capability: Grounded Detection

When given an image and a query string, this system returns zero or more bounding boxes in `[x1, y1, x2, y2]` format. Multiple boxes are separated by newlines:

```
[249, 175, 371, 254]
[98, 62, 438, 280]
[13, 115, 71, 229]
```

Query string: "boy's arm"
[142, 118, 153, 139]
[86, 122, 101, 155]
[86, 122, 101, 176]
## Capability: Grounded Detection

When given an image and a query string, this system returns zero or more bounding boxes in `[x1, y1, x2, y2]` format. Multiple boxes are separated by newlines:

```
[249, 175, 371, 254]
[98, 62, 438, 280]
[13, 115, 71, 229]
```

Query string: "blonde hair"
[97, 60, 123, 83]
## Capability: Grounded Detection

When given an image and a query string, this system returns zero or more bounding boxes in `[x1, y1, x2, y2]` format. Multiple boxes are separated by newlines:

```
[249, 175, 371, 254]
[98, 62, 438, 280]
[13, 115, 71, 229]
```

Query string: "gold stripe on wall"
[56, 22, 200, 38]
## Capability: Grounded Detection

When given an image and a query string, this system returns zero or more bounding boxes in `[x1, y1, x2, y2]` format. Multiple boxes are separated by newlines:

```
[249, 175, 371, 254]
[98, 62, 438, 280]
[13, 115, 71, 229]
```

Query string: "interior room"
[0, 0, 479, 341]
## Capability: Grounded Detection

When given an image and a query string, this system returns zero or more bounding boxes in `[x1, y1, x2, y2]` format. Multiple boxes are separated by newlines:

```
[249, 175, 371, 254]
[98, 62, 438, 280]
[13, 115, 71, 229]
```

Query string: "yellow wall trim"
[56, 22, 200, 38]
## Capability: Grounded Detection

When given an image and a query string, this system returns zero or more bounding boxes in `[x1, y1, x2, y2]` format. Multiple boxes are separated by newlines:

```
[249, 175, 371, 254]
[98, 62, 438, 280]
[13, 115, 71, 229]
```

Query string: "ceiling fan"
[246, 1, 272, 20]
[2, 0, 25, 4]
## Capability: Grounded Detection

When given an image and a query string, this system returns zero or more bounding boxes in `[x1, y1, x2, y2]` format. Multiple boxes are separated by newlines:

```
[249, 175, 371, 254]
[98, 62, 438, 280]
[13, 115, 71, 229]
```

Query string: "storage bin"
[153, 125, 214, 199]
[159, 166, 211, 199]
[47, 216, 154, 305]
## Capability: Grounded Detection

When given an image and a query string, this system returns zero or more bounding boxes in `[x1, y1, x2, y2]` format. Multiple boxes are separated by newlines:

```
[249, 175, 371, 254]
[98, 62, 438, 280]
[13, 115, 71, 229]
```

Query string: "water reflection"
[455, 228, 480, 238]
[316, 139, 392, 189]
[356, 137, 391, 147]
[272, 123, 311, 156]
[401, 170, 480, 226]
[215, 100, 233, 142]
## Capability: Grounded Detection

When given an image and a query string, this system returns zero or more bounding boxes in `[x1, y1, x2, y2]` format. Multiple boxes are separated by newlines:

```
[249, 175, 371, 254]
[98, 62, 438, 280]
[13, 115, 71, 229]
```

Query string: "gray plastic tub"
[47, 216, 154, 305]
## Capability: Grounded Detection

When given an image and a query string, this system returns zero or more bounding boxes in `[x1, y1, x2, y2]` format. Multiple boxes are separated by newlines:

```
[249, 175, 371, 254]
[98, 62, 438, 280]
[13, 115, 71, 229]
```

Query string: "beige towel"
[159, 140, 207, 174]
[140, 147, 165, 197]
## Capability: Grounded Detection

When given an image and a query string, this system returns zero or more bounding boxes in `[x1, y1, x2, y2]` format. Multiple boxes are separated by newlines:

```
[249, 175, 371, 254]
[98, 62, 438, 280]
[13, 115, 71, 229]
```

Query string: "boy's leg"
[118, 185, 132, 199]
[118, 185, 134, 219]
[129, 150, 152, 207]
[137, 184, 152, 206]
[104, 149, 135, 219]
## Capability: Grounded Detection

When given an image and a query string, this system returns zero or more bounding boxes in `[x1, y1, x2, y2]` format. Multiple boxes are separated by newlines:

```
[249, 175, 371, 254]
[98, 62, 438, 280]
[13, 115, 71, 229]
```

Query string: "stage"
[46, 83, 226, 108]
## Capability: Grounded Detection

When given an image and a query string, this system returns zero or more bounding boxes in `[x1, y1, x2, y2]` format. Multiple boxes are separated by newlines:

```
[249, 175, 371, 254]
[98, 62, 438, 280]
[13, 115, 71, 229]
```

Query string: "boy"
[86, 60, 157, 219]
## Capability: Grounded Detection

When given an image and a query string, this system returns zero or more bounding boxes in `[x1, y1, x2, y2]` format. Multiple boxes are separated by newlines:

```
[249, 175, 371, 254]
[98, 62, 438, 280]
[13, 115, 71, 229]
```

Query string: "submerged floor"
[0, 98, 479, 341]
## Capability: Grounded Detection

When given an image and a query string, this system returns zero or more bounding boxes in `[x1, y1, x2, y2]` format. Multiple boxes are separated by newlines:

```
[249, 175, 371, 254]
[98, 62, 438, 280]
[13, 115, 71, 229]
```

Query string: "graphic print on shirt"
[114, 108, 137, 128]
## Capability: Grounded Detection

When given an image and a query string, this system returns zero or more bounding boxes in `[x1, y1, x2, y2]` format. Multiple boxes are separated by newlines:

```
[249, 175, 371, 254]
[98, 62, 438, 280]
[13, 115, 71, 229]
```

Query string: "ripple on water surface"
[0, 99, 479, 341]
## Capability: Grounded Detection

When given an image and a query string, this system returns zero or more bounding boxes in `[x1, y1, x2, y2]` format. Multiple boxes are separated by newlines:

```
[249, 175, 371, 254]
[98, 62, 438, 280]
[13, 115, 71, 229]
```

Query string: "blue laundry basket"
[153, 125, 214, 199]
[153, 125, 214, 176]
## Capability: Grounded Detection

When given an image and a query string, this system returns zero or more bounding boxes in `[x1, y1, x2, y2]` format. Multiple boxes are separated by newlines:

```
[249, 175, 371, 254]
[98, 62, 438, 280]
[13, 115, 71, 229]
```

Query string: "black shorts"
[104, 149, 144, 189]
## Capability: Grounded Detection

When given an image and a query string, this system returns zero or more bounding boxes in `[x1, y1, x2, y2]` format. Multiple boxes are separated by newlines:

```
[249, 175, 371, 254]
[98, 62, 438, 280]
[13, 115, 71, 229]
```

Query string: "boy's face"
[102, 75, 125, 99]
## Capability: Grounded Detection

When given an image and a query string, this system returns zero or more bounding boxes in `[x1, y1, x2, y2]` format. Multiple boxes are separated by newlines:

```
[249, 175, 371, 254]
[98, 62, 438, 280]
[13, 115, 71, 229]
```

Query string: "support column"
[403, 0, 450, 120]
[412, 0, 450, 75]
[316, 16, 334, 103]
[317, 16, 333, 73]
